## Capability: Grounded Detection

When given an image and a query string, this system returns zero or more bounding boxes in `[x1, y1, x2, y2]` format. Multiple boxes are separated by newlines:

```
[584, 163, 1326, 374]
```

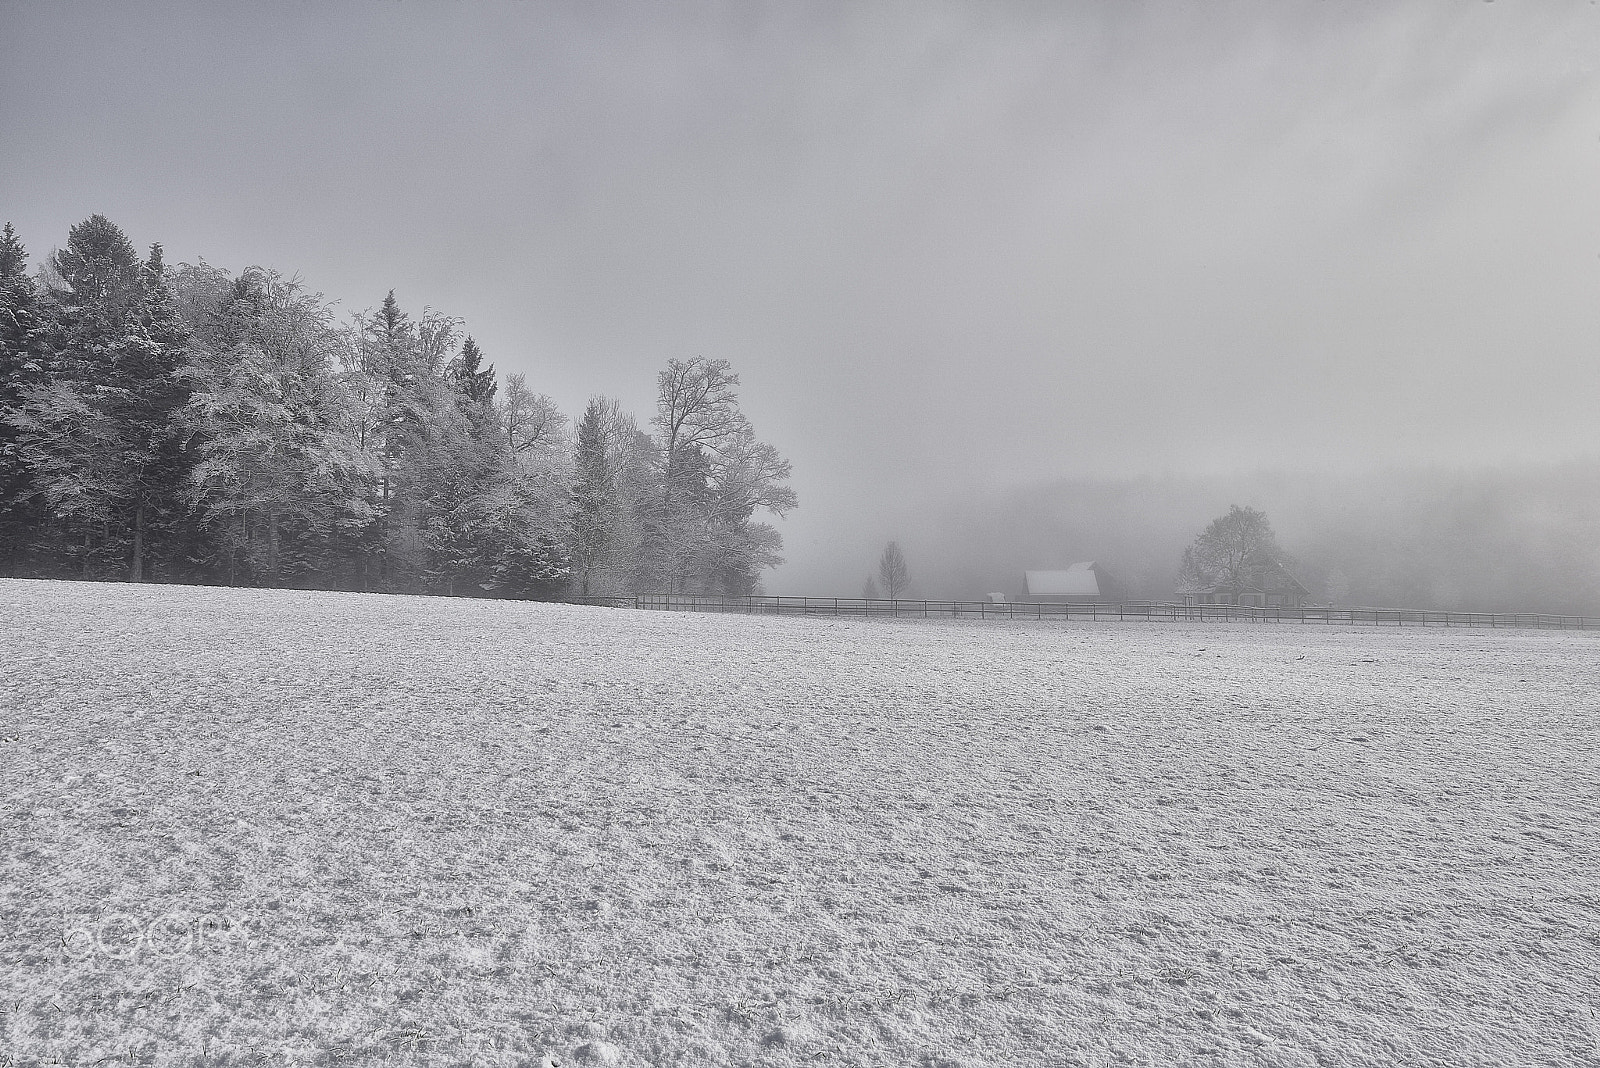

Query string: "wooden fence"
[569, 594, 1600, 631]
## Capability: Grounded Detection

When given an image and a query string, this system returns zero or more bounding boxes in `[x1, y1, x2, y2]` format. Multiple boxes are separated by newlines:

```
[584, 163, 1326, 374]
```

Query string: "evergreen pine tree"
[351, 290, 421, 587]
[3, 220, 197, 580]
[450, 336, 497, 405]
[121, 243, 195, 579]
[0, 224, 47, 573]
[47, 214, 143, 332]
[0, 222, 28, 280]
[570, 399, 617, 596]
[7, 215, 150, 576]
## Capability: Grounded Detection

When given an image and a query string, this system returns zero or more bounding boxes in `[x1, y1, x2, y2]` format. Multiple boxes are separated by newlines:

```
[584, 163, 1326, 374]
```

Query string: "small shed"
[1025, 562, 1115, 603]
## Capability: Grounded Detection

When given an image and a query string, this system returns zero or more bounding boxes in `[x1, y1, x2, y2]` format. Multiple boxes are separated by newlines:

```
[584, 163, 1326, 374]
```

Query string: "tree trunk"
[229, 513, 241, 587]
[266, 511, 280, 579]
[130, 500, 145, 582]
[244, 513, 254, 585]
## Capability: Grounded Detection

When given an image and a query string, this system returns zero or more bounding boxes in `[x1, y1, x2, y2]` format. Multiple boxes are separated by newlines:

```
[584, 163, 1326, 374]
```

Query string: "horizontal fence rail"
[569, 595, 1600, 631]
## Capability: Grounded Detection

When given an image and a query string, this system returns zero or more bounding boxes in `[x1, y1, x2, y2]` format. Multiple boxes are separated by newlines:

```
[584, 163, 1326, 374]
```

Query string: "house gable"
[1026, 562, 1103, 601]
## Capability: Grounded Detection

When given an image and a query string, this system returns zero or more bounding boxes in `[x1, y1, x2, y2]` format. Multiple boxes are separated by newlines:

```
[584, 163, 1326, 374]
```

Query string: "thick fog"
[863, 461, 1600, 614]
[3, 2, 1597, 606]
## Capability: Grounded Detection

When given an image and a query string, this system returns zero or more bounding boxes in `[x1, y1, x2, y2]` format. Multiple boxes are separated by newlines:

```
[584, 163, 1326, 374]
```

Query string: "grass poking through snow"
[2, 579, 1598, 1066]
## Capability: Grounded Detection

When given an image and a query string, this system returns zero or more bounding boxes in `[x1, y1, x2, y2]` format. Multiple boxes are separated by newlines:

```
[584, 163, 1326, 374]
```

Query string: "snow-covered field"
[2, 579, 1597, 1068]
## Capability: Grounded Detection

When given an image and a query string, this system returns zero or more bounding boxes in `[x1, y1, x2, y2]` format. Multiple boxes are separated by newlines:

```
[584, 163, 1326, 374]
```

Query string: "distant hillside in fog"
[901, 460, 1600, 615]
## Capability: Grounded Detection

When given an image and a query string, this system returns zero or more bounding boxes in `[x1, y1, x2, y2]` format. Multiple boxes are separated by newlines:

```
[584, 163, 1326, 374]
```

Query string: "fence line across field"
[570, 594, 1600, 631]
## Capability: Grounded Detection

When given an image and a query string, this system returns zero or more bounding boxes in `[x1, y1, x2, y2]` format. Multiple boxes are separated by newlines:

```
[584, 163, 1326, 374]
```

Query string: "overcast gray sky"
[3, 1, 1597, 592]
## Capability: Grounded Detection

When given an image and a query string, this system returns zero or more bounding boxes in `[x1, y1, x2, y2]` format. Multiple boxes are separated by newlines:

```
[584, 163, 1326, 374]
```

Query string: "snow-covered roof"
[1025, 563, 1100, 597]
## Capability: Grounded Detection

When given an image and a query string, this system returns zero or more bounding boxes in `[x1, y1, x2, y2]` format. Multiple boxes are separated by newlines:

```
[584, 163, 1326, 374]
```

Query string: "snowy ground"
[2, 579, 1597, 1068]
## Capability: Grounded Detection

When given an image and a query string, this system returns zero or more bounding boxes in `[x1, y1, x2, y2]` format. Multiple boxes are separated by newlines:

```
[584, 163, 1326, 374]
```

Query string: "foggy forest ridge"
[0, 213, 799, 600]
[893, 457, 1600, 615]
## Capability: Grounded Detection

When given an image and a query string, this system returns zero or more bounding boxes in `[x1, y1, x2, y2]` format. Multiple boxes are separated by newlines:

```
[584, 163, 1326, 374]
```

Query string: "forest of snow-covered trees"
[0, 215, 795, 597]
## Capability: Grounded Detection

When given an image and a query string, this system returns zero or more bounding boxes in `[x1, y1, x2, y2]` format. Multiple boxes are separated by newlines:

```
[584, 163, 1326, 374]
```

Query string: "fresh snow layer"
[2, 578, 1597, 1067]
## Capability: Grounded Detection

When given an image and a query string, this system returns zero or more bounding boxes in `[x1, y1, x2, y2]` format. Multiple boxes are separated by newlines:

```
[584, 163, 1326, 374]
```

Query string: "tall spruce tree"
[450, 336, 497, 405]
[0, 224, 47, 572]
[565, 395, 651, 595]
[6, 216, 165, 577]
[570, 398, 617, 596]
[349, 290, 424, 587]
[121, 243, 194, 579]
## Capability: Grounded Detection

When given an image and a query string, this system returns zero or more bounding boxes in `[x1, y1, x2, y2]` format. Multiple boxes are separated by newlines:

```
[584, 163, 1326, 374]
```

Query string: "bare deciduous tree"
[654, 357, 746, 464]
[503, 374, 565, 458]
[1177, 504, 1283, 594]
[877, 541, 910, 599]
[646, 357, 794, 594]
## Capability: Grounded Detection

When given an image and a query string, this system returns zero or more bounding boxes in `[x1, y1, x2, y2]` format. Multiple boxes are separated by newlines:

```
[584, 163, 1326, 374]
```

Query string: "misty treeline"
[901, 465, 1600, 615]
[0, 215, 795, 596]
